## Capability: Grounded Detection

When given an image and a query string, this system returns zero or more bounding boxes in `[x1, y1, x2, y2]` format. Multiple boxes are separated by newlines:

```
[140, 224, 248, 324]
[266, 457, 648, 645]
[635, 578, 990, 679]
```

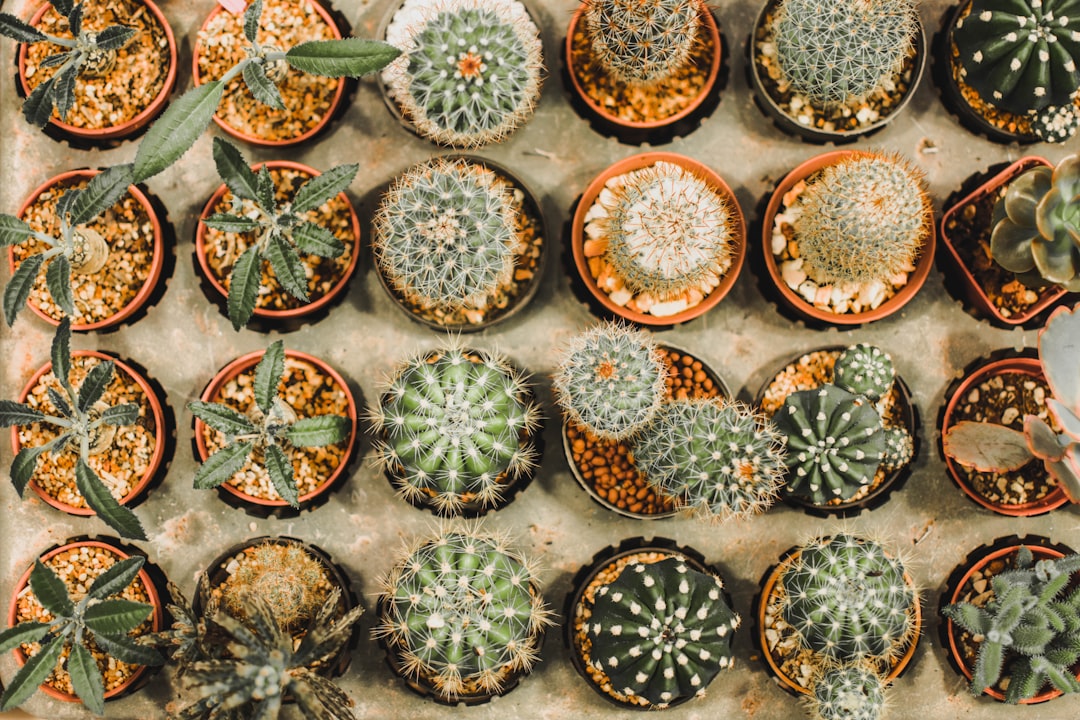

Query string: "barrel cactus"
[375, 526, 552, 700]
[552, 321, 666, 441]
[880, 426, 914, 473]
[585, 555, 739, 707]
[781, 534, 916, 662]
[833, 344, 895, 402]
[583, 0, 703, 84]
[373, 157, 517, 316]
[990, 154, 1080, 292]
[383, 0, 544, 147]
[808, 664, 888, 720]
[774, 0, 918, 105]
[632, 399, 788, 521]
[368, 344, 542, 515]
[795, 153, 930, 288]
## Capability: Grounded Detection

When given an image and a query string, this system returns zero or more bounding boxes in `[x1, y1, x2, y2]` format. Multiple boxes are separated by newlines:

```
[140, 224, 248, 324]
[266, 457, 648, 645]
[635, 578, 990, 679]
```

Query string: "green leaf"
[46, 388, 72, 418]
[193, 441, 253, 490]
[255, 166, 275, 213]
[91, 633, 163, 666]
[76, 458, 146, 540]
[0, 637, 65, 711]
[5, 253, 44, 326]
[0, 214, 34, 247]
[87, 556, 144, 600]
[211, 137, 259, 202]
[265, 234, 309, 302]
[92, 25, 135, 52]
[11, 445, 47, 496]
[0, 13, 48, 42]
[0, 622, 50, 654]
[253, 341, 285, 414]
[29, 560, 74, 617]
[189, 400, 255, 436]
[243, 0, 262, 43]
[52, 316, 72, 393]
[84, 599, 152, 636]
[76, 360, 115, 413]
[98, 403, 139, 426]
[67, 3, 82, 36]
[0, 399, 49, 427]
[133, 81, 224, 183]
[202, 213, 260, 233]
[242, 62, 285, 110]
[38, 52, 69, 69]
[52, 64, 78, 122]
[46, 254, 74, 317]
[227, 246, 261, 331]
[264, 443, 298, 506]
[22, 72, 57, 128]
[69, 164, 134, 226]
[290, 164, 357, 214]
[285, 38, 401, 77]
[291, 222, 343, 259]
[287, 415, 350, 447]
[67, 643, 105, 716]
[53, 0, 74, 17]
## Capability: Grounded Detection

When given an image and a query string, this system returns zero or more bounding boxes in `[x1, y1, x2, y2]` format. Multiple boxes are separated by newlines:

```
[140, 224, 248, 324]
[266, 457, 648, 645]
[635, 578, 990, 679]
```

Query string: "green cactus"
[369, 344, 542, 515]
[774, 0, 918, 105]
[781, 534, 916, 662]
[632, 399, 788, 521]
[383, 0, 544, 147]
[583, 0, 703, 84]
[833, 344, 895, 402]
[373, 157, 517, 317]
[943, 546, 1080, 703]
[552, 321, 666, 441]
[807, 664, 887, 720]
[584, 555, 739, 707]
[952, 0, 1080, 118]
[880, 426, 914, 473]
[1029, 102, 1080, 143]
[990, 155, 1080, 292]
[774, 385, 886, 505]
[794, 152, 930, 287]
[375, 526, 552, 700]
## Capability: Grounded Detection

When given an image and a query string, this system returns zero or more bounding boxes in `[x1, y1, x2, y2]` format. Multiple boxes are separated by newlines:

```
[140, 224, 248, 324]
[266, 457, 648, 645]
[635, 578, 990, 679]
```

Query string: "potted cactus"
[563, 0, 726, 145]
[368, 342, 543, 517]
[372, 155, 546, 331]
[570, 152, 746, 326]
[564, 537, 739, 709]
[374, 525, 553, 704]
[748, 0, 926, 143]
[762, 150, 935, 326]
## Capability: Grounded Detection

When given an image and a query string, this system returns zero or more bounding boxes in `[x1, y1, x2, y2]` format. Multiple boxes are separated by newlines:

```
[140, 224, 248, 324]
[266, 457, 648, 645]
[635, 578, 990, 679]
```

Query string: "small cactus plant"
[795, 153, 931, 287]
[375, 526, 552, 700]
[833, 344, 895, 402]
[880, 426, 914, 473]
[632, 399, 788, 521]
[807, 664, 887, 720]
[990, 154, 1080, 292]
[221, 540, 332, 634]
[773, 0, 918, 105]
[552, 321, 667, 441]
[383, 0, 544, 147]
[583, 0, 703, 84]
[368, 344, 542, 515]
[373, 157, 518, 318]
[584, 555, 739, 707]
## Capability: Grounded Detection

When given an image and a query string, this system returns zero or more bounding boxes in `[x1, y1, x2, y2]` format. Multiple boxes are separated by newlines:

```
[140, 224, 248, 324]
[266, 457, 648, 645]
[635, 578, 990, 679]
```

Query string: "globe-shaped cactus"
[585, 555, 739, 707]
[584, 0, 703, 84]
[880, 426, 914, 473]
[808, 664, 887, 720]
[833, 344, 895, 402]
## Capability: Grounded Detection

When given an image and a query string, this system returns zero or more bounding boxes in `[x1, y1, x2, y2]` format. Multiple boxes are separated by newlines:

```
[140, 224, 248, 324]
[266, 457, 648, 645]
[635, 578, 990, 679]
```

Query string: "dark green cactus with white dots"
[584, 0, 703, 84]
[833, 344, 895, 402]
[809, 664, 887, 720]
[585, 555, 739, 707]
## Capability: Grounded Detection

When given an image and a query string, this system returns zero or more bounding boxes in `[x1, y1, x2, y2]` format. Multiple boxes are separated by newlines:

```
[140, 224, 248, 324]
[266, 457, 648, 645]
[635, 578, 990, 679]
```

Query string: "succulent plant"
[221, 541, 331, 634]
[774, 384, 886, 505]
[552, 321, 666, 441]
[880, 426, 914, 473]
[1028, 101, 1080, 143]
[833, 344, 895, 402]
[368, 344, 542, 515]
[795, 153, 931, 287]
[632, 399, 788, 521]
[375, 526, 552, 700]
[585, 555, 739, 707]
[583, 0, 703, 84]
[989, 155, 1080, 292]
[372, 157, 517, 317]
[943, 546, 1080, 703]
[773, 0, 918, 105]
[0, 318, 148, 539]
[0, 554, 163, 714]
[202, 137, 358, 330]
[189, 340, 351, 507]
[781, 534, 916, 662]
[382, 0, 544, 147]
[807, 663, 887, 720]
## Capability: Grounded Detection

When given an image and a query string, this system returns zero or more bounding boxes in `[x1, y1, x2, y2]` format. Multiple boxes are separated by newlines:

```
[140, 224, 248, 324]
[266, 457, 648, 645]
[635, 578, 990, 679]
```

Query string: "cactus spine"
[808, 664, 888, 720]
[833, 344, 896, 402]
[221, 541, 330, 633]
[583, 0, 703, 84]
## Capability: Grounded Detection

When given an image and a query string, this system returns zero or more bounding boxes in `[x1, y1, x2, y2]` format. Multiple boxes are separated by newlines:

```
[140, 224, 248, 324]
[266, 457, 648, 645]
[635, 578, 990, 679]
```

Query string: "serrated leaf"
[11, 445, 47, 496]
[202, 213, 260, 233]
[287, 415, 349, 447]
[92, 25, 135, 52]
[69, 164, 134, 226]
[290, 222, 343, 259]
[46, 254, 74, 317]
[264, 443, 298, 506]
[255, 166, 275, 213]
[290, 164, 357, 214]
[253, 341, 285, 413]
[38, 52, 69, 68]
[286, 38, 401, 77]
[76, 458, 146, 540]
[29, 560, 74, 617]
[0, 622, 50, 654]
[47, 387, 72, 418]
[0, 214, 34, 247]
[51, 316, 72, 393]
[243, 0, 263, 43]
[242, 61, 284, 110]
[98, 403, 139, 426]
[0, 13, 48, 43]
[189, 401, 255, 436]
[84, 599, 152, 636]
[52, 64, 78, 122]
[56, 188, 79, 220]
[266, 234, 308, 302]
[68, 3, 82, 36]
[67, 643, 104, 716]
[76, 359, 115, 413]
[22, 72, 57, 128]
[53, 0, 74, 19]
[92, 632, 163, 666]
[211, 137, 259, 202]
[5, 252, 44, 326]
[227, 245, 261, 331]
[193, 441, 253, 490]
[0, 399, 50, 427]
[943, 421, 1035, 472]
[133, 81, 224, 183]
[0, 637, 65, 711]
[87, 556, 144, 600]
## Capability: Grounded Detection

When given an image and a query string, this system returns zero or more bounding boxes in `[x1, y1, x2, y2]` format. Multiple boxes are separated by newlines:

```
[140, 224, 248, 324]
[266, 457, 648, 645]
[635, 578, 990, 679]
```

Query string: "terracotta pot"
[747, 0, 926, 144]
[939, 157, 1072, 327]
[570, 152, 746, 327]
[14, 0, 177, 143]
[192, 0, 348, 147]
[194, 160, 361, 331]
[193, 348, 358, 517]
[7, 537, 166, 704]
[940, 535, 1079, 703]
[939, 353, 1068, 516]
[761, 150, 935, 326]
[9, 168, 167, 332]
[563, 5, 725, 145]
[11, 350, 169, 518]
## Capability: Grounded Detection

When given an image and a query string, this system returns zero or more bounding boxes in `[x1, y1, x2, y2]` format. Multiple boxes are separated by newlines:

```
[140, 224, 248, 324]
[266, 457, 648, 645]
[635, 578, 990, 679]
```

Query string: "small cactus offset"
[774, 0, 918, 105]
[384, 0, 544, 147]
[368, 344, 542, 515]
[880, 426, 914, 473]
[833, 344, 895, 402]
[632, 399, 788, 521]
[795, 153, 931, 287]
[807, 664, 887, 720]
[373, 157, 517, 316]
[781, 534, 916, 662]
[585, 556, 740, 707]
[221, 541, 331, 634]
[375, 526, 552, 700]
[552, 321, 667, 441]
[583, 0, 703, 84]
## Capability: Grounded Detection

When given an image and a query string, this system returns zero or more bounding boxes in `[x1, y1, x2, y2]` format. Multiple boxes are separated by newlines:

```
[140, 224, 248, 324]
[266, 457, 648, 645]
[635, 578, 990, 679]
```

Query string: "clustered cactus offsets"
[583, 0, 704, 84]
[806, 663, 888, 720]
[383, 0, 544, 147]
[833, 343, 895, 403]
